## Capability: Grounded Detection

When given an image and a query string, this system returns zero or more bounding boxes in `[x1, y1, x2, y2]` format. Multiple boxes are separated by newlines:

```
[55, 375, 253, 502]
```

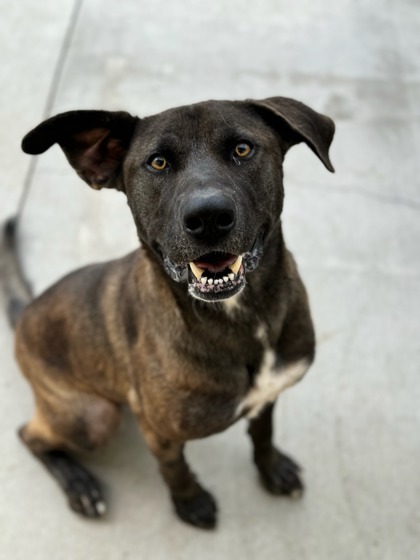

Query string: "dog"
[9, 96, 334, 529]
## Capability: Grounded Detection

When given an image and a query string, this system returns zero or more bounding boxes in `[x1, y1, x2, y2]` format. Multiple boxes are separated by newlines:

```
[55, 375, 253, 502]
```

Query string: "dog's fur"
[10, 97, 334, 528]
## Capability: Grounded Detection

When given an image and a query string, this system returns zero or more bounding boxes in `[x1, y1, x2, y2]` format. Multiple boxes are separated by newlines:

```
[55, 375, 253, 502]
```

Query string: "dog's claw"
[172, 489, 218, 529]
[257, 448, 304, 497]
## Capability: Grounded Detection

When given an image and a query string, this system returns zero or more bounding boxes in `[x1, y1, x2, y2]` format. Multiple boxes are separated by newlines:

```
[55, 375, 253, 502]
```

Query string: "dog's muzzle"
[160, 191, 265, 301]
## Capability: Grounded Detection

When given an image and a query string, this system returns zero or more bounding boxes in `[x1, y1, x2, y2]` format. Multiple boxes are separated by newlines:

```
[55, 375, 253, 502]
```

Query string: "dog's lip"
[188, 254, 243, 287]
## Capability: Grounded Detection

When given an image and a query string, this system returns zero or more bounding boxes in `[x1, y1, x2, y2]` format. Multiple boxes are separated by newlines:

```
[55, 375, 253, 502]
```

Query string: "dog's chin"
[162, 232, 265, 303]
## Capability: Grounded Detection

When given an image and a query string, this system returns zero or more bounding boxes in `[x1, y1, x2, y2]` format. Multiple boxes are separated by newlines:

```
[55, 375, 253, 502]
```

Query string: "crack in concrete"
[16, 0, 84, 223]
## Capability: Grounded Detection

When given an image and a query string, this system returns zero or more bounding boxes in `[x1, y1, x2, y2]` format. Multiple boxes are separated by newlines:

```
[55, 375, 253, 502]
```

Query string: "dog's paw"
[172, 489, 218, 529]
[42, 451, 107, 518]
[257, 448, 304, 498]
[64, 465, 107, 519]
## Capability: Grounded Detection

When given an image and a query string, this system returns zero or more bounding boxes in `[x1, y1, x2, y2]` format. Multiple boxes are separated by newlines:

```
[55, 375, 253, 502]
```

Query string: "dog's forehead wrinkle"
[215, 107, 232, 128]
[210, 109, 257, 141]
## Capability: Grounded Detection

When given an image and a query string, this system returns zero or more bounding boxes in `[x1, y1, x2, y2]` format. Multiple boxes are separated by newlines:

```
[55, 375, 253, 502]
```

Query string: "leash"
[12, 0, 83, 229]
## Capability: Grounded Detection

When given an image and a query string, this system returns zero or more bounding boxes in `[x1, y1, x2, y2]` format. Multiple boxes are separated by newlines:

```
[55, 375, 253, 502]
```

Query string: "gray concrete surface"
[1, 0, 419, 558]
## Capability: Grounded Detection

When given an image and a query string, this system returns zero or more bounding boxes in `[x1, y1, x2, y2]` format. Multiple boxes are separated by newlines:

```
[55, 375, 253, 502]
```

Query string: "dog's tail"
[0, 217, 32, 328]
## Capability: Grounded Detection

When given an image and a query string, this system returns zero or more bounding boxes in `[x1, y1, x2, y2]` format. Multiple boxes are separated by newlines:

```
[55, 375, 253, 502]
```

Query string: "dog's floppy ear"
[22, 110, 138, 190]
[250, 97, 335, 172]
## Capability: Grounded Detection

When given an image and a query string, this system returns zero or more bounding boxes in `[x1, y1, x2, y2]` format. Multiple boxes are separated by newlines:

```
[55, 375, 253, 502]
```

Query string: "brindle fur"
[12, 97, 334, 528]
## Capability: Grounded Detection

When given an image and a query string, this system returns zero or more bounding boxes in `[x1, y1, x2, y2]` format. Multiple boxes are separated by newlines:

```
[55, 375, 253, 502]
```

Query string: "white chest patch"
[221, 292, 243, 316]
[237, 352, 310, 419]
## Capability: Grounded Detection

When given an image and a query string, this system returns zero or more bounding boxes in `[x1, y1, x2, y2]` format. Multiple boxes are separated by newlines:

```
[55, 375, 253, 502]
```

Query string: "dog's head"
[22, 98, 334, 302]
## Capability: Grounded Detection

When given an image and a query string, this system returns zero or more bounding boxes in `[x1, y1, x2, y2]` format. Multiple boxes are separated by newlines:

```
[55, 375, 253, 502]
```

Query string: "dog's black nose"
[182, 192, 236, 241]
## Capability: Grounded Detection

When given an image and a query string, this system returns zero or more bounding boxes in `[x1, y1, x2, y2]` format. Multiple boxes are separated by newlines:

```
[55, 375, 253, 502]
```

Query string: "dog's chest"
[236, 350, 309, 419]
[183, 326, 309, 428]
[140, 320, 308, 439]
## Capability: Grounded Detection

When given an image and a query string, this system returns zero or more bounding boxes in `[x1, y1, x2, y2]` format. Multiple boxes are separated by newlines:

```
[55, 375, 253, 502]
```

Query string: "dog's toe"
[258, 448, 304, 497]
[172, 489, 218, 529]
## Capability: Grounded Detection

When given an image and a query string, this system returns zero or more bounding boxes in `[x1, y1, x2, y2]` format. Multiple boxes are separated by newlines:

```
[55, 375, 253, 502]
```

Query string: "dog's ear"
[250, 97, 335, 172]
[22, 110, 138, 190]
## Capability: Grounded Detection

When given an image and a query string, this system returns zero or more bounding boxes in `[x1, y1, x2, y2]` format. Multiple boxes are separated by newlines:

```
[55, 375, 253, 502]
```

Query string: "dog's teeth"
[201, 277, 208, 285]
[223, 276, 229, 283]
[228, 273, 235, 281]
[229, 256, 243, 275]
[208, 278, 214, 285]
[189, 262, 204, 279]
[215, 279, 220, 285]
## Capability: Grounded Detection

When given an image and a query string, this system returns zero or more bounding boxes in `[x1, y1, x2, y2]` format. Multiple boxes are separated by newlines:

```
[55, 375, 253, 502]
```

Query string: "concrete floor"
[1, 1, 419, 558]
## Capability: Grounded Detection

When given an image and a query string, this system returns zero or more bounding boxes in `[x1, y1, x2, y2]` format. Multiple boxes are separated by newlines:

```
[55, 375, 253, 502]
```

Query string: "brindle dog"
[13, 97, 334, 529]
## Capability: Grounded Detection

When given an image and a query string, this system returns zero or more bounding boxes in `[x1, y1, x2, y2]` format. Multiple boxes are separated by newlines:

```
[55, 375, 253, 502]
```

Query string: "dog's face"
[22, 98, 334, 302]
[126, 101, 290, 302]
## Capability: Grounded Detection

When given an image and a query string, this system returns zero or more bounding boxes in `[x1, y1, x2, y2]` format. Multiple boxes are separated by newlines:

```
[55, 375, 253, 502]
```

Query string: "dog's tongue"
[194, 253, 237, 274]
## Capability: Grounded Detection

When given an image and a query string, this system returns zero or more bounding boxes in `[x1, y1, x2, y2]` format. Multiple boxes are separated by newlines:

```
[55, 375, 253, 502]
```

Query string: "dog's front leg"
[138, 416, 217, 529]
[247, 402, 304, 498]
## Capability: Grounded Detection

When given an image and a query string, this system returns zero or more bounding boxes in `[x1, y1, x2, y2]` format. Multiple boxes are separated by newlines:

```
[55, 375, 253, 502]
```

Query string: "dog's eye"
[234, 142, 253, 159]
[149, 155, 169, 171]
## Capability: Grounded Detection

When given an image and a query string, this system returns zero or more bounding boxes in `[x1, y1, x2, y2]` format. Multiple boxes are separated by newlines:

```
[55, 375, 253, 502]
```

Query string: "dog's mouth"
[188, 252, 245, 301]
[161, 230, 265, 302]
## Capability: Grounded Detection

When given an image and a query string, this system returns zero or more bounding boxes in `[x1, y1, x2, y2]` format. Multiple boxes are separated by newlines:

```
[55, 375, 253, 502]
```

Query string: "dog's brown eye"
[149, 155, 168, 171]
[234, 142, 253, 158]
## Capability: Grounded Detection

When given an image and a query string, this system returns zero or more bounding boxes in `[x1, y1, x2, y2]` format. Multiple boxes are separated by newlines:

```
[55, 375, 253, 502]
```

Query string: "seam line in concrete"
[16, 0, 84, 223]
